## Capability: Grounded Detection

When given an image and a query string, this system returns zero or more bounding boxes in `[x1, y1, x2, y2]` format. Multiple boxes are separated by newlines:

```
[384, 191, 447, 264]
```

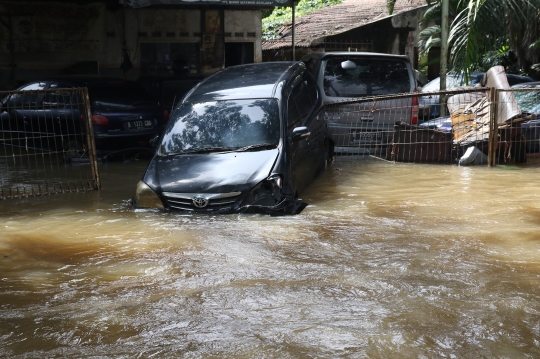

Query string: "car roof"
[25, 76, 136, 87]
[302, 52, 410, 62]
[184, 62, 300, 103]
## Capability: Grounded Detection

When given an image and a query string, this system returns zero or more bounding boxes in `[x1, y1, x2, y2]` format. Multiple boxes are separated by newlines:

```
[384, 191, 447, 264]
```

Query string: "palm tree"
[418, 0, 540, 79]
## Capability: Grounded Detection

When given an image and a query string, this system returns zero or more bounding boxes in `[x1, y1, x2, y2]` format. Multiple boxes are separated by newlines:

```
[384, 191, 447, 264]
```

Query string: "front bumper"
[134, 180, 308, 215]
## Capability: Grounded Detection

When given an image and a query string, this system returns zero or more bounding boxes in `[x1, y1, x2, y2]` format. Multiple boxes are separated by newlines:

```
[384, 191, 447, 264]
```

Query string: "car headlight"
[241, 175, 283, 207]
[133, 181, 164, 209]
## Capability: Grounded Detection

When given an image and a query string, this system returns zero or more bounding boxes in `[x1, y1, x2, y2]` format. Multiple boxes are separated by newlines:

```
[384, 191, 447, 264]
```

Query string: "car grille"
[162, 192, 242, 212]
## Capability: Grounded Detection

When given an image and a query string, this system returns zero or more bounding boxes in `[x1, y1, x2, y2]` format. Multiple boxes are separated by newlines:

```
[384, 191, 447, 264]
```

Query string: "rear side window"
[43, 82, 77, 107]
[323, 57, 412, 97]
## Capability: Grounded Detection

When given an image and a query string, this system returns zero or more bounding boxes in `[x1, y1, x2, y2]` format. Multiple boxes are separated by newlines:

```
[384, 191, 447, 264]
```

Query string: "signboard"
[0, 1, 105, 53]
[120, 0, 292, 7]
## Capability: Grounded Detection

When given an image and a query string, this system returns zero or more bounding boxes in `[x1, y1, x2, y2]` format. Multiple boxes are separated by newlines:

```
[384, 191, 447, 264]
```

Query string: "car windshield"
[323, 58, 411, 97]
[422, 73, 485, 92]
[158, 99, 281, 155]
[513, 87, 540, 113]
[89, 83, 159, 110]
[422, 75, 469, 92]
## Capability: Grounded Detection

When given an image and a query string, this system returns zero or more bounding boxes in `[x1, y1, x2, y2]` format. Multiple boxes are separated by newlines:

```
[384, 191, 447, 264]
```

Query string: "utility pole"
[440, 0, 449, 116]
[291, 0, 295, 61]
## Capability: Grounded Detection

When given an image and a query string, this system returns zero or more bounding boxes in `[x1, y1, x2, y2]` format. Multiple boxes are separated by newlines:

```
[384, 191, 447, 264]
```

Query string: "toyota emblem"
[192, 197, 209, 208]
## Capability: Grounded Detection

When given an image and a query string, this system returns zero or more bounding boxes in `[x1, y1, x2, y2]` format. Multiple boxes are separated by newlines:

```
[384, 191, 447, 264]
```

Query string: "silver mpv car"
[302, 52, 417, 155]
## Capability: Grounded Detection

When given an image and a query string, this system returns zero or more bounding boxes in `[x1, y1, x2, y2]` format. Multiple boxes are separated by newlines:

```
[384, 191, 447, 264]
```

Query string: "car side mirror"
[292, 126, 310, 141]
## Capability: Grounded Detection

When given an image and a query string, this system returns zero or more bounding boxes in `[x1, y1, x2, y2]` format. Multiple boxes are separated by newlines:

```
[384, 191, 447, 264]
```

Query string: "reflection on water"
[1, 159, 540, 357]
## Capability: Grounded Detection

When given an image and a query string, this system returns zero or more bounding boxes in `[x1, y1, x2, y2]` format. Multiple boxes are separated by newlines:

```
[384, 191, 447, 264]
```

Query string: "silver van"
[302, 52, 417, 155]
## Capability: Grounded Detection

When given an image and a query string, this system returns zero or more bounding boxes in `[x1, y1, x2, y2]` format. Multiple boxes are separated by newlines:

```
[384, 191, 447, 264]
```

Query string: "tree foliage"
[418, 0, 540, 78]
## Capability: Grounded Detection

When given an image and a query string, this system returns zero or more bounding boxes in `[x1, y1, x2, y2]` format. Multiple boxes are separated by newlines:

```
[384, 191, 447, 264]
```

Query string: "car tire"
[63, 140, 85, 163]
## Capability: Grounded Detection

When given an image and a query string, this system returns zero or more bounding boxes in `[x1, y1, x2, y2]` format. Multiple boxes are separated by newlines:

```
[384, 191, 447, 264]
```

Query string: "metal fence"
[0, 88, 100, 200]
[324, 86, 540, 166]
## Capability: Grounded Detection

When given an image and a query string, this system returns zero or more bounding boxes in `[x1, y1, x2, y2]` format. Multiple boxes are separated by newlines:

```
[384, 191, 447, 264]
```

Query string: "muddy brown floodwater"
[1, 158, 540, 358]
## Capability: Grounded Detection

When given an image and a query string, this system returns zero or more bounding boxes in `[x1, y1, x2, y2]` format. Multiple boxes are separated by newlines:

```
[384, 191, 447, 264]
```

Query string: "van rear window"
[323, 58, 411, 97]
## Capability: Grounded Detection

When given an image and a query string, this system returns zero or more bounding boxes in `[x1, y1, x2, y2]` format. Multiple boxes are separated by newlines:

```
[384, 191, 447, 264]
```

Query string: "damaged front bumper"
[133, 181, 307, 215]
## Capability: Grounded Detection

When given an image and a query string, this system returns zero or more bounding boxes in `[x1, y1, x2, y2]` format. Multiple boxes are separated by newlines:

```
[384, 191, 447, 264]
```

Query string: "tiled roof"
[262, 0, 427, 50]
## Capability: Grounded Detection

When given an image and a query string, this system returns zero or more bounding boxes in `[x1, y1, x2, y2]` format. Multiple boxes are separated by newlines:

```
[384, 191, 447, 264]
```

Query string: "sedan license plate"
[351, 130, 382, 143]
[127, 119, 153, 130]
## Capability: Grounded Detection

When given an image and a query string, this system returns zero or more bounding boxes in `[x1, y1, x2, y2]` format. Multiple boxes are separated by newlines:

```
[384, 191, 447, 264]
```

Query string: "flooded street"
[1, 158, 540, 358]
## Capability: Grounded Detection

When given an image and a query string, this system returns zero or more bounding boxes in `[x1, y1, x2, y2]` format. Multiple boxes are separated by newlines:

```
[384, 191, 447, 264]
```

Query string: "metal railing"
[323, 85, 540, 166]
[0, 87, 100, 200]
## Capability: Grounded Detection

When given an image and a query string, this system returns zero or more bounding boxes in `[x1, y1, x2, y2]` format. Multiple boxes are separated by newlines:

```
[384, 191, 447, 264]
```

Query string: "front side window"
[159, 99, 280, 155]
[288, 75, 318, 129]
[7, 82, 47, 108]
[323, 58, 411, 97]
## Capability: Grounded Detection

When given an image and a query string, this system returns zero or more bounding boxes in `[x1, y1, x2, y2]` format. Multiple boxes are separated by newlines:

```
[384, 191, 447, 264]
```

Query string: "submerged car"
[302, 52, 417, 155]
[133, 62, 333, 214]
[418, 72, 534, 120]
[0, 77, 169, 159]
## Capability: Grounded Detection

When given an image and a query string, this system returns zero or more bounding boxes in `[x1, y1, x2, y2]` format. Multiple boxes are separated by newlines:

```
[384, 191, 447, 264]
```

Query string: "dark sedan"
[133, 62, 333, 215]
[0, 76, 169, 159]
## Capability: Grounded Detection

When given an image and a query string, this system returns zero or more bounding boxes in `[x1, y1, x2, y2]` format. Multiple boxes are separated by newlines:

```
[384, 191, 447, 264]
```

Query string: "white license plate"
[351, 131, 382, 142]
[127, 120, 153, 130]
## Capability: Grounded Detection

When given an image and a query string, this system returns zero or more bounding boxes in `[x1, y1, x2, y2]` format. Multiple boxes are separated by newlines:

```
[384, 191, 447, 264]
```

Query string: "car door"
[301, 73, 325, 174]
[4, 82, 46, 149]
[287, 72, 322, 193]
[40, 82, 82, 150]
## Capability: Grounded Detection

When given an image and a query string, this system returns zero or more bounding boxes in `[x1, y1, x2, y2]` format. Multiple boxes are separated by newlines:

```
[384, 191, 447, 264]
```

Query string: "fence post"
[487, 87, 499, 167]
[81, 88, 102, 190]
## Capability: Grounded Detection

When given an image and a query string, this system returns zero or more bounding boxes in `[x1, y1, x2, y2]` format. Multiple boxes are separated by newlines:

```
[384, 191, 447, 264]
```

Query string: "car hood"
[144, 149, 280, 194]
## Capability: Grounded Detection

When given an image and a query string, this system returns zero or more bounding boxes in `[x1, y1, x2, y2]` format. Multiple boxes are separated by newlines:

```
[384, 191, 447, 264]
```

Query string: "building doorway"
[225, 42, 254, 67]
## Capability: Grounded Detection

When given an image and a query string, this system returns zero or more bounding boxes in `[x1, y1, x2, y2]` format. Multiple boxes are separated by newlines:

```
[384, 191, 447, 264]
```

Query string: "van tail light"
[164, 110, 170, 122]
[91, 114, 110, 127]
[411, 95, 419, 125]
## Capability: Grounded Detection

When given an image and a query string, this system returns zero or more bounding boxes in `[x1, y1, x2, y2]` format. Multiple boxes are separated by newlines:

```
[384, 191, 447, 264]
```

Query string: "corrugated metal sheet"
[262, 0, 427, 50]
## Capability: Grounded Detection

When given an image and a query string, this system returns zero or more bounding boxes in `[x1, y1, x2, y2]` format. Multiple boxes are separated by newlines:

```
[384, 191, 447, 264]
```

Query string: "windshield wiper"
[167, 147, 234, 155]
[235, 143, 277, 152]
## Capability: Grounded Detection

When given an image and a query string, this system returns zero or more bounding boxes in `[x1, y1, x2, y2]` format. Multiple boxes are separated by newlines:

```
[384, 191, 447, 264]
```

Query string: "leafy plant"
[418, 0, 540, 78]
